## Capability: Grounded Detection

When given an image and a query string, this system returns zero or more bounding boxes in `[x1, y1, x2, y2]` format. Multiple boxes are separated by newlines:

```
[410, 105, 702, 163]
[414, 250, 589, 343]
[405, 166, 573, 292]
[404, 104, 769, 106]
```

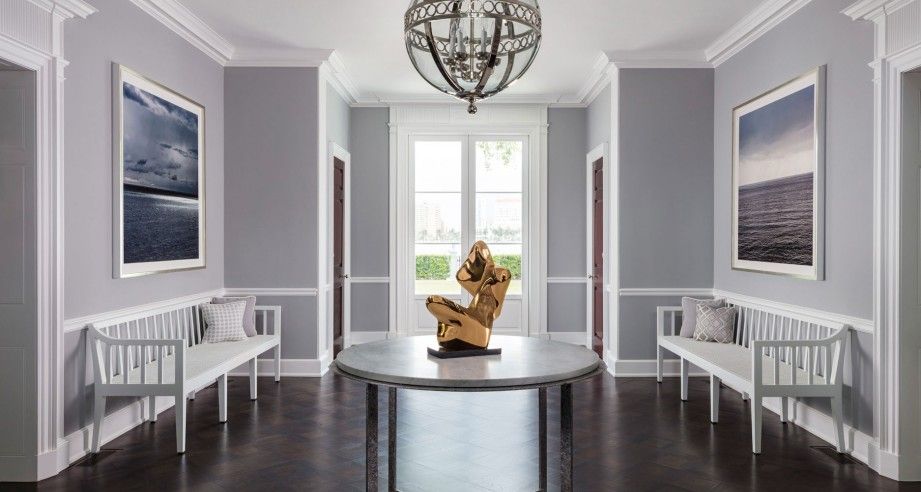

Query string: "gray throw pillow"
[200, 301, 248, 343]
[693, 305, 738, 343]
[212, 296, 257, 337]
[679, 297, 725, 337]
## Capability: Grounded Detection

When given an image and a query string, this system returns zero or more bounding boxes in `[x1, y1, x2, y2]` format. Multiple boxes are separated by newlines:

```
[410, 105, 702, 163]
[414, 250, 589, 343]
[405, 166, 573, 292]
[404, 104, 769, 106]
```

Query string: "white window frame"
[390, 104, 548, 339]
[409, 134, 529, 301]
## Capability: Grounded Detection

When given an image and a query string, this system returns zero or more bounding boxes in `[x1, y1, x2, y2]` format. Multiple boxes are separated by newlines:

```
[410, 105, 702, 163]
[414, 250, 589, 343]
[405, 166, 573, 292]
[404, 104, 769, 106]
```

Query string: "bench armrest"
[88, 325, 186, 385]
[751, 326, 849, 387]
[656, 306, 683, 338]
[255, 305, 282, 337]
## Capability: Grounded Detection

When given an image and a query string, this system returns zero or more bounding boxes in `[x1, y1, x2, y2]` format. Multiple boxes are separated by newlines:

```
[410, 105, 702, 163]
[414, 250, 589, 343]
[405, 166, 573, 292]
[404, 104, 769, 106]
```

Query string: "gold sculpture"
[426, 241, 511, 351]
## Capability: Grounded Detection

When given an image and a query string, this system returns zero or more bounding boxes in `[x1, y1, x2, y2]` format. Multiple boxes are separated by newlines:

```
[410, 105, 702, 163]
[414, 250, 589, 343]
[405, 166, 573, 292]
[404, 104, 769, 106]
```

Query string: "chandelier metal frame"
[404, 0, 542, 114]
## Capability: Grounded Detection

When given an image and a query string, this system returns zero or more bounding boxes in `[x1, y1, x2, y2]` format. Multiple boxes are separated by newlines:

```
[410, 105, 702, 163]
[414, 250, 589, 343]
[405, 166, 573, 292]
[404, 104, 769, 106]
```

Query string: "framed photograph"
[113, 64, 205, 278]
[731, 66, 825, 280]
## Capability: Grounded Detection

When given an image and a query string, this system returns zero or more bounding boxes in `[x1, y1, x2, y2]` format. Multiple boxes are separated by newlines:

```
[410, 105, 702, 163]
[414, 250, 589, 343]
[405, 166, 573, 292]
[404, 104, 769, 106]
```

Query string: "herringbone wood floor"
[5, 374, 916, 491]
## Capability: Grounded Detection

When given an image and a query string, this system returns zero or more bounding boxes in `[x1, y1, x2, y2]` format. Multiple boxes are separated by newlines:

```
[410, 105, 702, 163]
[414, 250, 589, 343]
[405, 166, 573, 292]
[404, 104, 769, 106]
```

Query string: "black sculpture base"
[427, 346, 502, 359]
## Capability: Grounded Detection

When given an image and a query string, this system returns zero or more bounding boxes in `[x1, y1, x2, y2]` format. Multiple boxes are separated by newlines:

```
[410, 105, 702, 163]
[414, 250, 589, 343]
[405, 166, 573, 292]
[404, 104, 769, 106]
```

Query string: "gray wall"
[62, 0, 225, 435]
[224, 67, 319, 359]
[348, 108, 391, 331]
[617, 68, 715, 358]
[547, 108, 588, 332]
[587, 82, 611, 151]
[713, 0, 874, 318]
[712, 0, 874, 433]
[327, 84, 351, 150]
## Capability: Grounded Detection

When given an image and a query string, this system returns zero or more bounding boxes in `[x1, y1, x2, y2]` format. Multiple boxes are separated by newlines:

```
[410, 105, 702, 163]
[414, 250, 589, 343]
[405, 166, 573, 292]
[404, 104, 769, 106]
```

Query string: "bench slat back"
[661, 296, 849, 385]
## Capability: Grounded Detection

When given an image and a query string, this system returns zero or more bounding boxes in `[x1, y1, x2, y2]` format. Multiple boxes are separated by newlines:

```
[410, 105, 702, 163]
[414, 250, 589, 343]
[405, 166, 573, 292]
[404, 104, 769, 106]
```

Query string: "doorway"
[586, 144, 607, 357]
[591, 157, 604, 356]
[332, 154, 347, 357]
[0, 62, 36, 460]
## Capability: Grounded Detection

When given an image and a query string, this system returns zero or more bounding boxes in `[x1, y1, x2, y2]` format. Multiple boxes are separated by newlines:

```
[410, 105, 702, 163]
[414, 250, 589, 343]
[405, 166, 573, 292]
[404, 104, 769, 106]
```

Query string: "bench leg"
[91, 395, 106, 453]
[780, 396, 788, 423]
[656, 345, 664, 383]
[831, 394, 845, 453]
[709, 375, 720, 423]
[249, 358, 258, 400]
[751, 394, 763, 454]
[274, 346, 281, 382]
[218, 374, 228, 423]
[680, 358, 689, 401]
[175, 395, 187, 454]
[148, 396, 157, 423]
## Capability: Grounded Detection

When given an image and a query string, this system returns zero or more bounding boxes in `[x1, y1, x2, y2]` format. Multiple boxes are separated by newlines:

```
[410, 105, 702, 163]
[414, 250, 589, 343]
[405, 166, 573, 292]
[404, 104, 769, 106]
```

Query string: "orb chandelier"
[404, 0, 542, 114]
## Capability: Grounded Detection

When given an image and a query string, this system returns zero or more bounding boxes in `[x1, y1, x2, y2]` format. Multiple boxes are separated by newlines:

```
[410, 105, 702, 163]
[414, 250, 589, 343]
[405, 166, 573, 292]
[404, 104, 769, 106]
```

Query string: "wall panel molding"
[223, 287, 319, 297]
[63, 289, 224, 333]
[618, 288, 714, 297]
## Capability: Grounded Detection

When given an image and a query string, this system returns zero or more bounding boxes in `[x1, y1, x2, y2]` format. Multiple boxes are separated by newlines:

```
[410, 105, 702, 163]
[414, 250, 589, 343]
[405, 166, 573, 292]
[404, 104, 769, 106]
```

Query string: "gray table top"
[333, 335, 602, 390]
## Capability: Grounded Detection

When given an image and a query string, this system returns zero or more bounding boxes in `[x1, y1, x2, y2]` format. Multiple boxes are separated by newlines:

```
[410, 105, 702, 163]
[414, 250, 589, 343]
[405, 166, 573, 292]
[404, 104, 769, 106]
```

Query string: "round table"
[333, 335, 604, 492]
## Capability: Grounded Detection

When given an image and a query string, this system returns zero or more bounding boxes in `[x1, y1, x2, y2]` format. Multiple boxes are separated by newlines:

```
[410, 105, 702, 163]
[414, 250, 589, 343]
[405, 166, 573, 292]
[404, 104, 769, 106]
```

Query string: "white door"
[0, 68, 37, 457]
[409, 135, 528, 336]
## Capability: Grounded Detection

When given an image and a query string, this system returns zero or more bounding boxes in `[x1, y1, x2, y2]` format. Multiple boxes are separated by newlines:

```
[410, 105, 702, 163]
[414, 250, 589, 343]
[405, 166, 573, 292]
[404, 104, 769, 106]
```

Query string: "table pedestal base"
[365, 384, 574, 492]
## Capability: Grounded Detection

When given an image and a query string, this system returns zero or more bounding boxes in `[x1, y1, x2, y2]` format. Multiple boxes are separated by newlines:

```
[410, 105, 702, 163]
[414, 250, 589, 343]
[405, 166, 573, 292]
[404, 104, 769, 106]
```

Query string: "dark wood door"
[592, 158, 604, 357]
[333, 157, 345, 358]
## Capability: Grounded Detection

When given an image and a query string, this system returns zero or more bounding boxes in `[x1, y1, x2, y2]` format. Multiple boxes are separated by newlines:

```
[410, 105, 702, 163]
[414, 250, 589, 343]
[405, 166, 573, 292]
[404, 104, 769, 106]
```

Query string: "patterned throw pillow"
[212, 296, 257, 337]
[679, 297, 725, 337]
[693, 304, 737, 343]
[200, 301, 248, 343]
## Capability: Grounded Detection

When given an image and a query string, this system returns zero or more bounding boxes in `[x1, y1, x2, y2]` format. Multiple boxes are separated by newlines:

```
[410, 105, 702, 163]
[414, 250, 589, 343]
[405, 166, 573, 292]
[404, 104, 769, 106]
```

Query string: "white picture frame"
[731, 66, 826, 280]
[113, 63, 206, 278]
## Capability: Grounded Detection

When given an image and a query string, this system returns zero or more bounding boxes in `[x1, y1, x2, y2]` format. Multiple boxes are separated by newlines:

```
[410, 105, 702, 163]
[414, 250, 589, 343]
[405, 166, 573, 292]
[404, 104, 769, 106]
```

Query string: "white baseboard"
[61, 396, 170, 472]
[547, 332, 589, 346]
[611, 358, 707, 377]
[757, 397, 874, 466]
[653, 369, 876, 468]
[867, 443, 921, 481]
[227, 358, 328, 377]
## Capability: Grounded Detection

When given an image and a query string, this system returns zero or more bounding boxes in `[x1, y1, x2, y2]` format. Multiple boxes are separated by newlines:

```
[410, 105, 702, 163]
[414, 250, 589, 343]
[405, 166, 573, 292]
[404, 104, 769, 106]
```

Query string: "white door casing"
[0, 0, 96, 482]
[390, 104, 547, 340]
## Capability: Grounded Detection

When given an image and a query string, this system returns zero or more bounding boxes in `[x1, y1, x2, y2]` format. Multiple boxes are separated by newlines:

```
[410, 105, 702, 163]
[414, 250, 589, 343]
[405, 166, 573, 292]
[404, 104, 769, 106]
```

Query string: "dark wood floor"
[4, 374, 916, 491]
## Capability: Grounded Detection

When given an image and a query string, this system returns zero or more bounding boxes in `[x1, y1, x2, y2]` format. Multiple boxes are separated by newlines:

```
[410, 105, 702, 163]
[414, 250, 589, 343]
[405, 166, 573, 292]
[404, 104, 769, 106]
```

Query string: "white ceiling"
[180, 0, 765, 101]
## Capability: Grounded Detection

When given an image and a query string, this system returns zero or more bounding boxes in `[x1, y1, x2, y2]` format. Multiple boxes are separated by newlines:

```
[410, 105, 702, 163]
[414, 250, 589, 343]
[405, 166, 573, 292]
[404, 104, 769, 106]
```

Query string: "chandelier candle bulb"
[404, 0, 542, 114]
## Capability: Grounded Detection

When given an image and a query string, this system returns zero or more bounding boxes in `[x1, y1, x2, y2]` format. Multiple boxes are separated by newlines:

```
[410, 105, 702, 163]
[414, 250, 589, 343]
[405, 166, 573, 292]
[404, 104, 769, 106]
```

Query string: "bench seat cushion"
[660, 336, 826, 386]
[110, 335, 278, 385]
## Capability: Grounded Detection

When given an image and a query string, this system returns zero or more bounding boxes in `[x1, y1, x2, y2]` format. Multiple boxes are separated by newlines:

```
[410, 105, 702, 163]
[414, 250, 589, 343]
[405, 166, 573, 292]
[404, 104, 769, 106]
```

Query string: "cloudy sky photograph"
[738, 85, 815, 187]
[122, 81, 200, 197]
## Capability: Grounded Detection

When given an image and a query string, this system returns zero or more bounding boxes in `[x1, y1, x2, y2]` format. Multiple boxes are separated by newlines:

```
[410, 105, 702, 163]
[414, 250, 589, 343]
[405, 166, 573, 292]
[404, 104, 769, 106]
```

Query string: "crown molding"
[356, 91, 567, 107]
[607, 50, 711, 69]
[843, 0, 891, 19]
[843, 0, 914, 20]
[574, 52, 617, 107]
[226, 47, 334, 67]
[705, 0, 812, 67]
[129, 0, 234, 65]
[324, 52, 361, 104]
[128, 0, 816, 105]
[29, 0, 97, 18]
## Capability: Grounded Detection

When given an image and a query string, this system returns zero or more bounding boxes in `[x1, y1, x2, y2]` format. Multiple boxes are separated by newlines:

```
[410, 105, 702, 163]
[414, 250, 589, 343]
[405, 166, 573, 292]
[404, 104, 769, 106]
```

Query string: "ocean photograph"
[735, 79, 817, 271]
[120, 76, 202, 266]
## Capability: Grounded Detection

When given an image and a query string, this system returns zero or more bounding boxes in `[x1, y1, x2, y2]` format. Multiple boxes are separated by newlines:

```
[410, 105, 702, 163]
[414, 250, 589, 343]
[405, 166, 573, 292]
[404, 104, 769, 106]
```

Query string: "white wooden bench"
[655, 298, 848, 454]
[88, 301, 281, 454]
